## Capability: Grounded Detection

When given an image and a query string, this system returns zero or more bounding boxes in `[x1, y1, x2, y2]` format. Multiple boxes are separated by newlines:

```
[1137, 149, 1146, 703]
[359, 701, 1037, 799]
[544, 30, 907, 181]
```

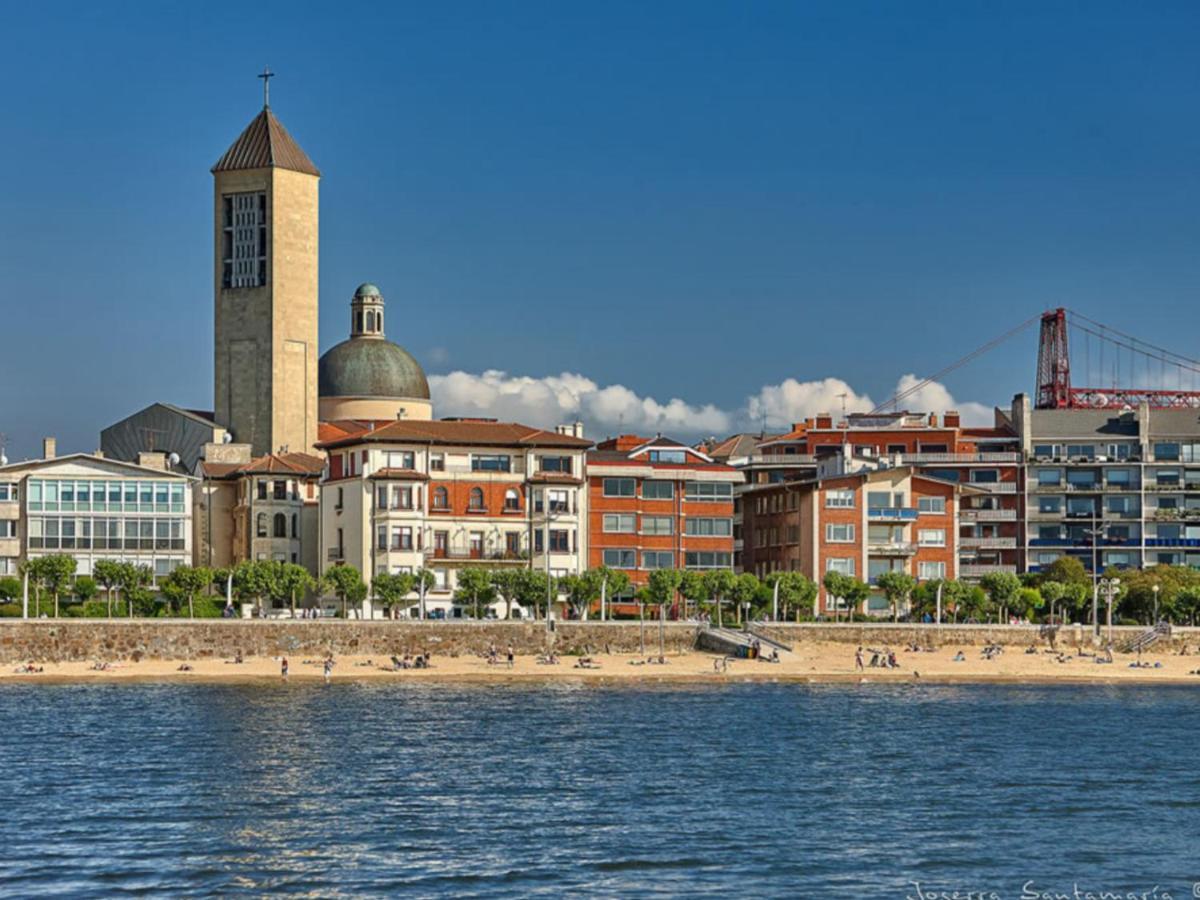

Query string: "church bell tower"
[212, 71, 319, 456]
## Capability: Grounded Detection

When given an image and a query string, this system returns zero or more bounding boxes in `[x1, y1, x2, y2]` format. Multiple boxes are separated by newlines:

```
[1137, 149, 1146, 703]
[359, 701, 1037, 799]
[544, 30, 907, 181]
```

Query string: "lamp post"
[1084, 523, 1105, 635]
[1152, 583, 1160, 624]
[1099, 576, 1121, 647]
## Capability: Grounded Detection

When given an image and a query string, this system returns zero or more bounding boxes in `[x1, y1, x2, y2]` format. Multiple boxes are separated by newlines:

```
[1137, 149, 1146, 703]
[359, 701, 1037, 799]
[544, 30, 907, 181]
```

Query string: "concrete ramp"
[697, 627, 757, 657]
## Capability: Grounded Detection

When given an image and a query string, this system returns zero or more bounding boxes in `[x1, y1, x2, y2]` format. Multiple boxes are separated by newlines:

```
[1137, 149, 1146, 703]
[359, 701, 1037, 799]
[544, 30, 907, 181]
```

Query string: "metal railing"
[961, 509, 1017, 521]
[960, 537, 1017, 549]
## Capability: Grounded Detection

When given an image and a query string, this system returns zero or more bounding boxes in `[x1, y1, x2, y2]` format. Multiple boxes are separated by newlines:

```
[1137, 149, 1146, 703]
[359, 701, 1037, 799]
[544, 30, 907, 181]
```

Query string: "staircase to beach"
[1121, 621, 1172, 654]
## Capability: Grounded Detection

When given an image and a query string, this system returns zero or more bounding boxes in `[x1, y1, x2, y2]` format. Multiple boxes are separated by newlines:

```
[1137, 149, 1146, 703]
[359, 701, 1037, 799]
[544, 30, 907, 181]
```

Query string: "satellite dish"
[168, 452, 181, 468]
[222, 432, 233, 444]
[0, 453, 7, 466]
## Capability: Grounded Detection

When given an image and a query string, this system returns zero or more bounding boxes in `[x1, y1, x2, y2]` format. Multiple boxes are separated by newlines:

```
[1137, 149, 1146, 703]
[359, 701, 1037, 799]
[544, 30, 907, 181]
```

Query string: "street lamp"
[1152, 583, 1160, 624]
[1084, 523, 1105, 633]
[1099, 576, 1121, 647]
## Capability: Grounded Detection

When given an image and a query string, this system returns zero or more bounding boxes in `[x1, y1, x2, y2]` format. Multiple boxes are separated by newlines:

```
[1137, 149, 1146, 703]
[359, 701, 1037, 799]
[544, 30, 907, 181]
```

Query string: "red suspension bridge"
[873, 307, 1200, 414]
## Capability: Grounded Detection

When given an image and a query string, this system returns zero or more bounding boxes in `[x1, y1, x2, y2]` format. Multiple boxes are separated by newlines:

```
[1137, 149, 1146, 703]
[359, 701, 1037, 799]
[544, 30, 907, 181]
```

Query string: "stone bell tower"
[211, 73, 319, 456]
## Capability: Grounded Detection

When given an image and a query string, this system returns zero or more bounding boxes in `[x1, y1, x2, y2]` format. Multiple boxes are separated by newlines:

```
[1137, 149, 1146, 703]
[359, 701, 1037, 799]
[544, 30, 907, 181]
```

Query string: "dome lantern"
[350, 283, 385, 338]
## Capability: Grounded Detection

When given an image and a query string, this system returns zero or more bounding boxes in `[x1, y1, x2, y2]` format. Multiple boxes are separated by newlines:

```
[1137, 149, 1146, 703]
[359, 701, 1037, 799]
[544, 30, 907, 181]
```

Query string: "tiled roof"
[200, 452, 325, 479]
[705, 433, 779, 459]
[318, 419, 592, 450]
[212, 108, 320, 177]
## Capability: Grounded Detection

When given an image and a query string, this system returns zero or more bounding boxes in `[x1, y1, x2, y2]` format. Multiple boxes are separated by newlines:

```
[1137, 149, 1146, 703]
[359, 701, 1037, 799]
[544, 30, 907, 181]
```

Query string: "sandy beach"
[4, 640, 1199, 685]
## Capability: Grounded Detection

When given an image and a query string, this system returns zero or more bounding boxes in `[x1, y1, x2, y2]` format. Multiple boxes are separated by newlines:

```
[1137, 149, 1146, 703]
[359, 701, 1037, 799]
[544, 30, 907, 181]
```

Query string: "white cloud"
[428, 369, 993, 439]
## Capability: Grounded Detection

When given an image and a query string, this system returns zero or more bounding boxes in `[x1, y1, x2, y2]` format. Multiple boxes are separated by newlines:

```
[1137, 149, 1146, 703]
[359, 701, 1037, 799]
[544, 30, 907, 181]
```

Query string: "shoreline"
[4, 643, 1199, 687]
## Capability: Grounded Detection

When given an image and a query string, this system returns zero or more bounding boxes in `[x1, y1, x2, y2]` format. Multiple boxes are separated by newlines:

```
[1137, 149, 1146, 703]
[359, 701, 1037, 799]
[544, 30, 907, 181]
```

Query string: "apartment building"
[720, 410, 1021, 579]
[741, 463, 969, 616]
[1012, 394, 1200, 578]
[195, 445, 324, 573]
[318, 418, 590, 616]
[0, 439, 194, 584]
[587, 436, 741, 609]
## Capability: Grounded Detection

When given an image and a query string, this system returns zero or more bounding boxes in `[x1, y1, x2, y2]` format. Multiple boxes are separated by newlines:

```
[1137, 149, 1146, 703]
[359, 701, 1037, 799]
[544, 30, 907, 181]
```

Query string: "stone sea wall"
[0, 620, 1193, 663]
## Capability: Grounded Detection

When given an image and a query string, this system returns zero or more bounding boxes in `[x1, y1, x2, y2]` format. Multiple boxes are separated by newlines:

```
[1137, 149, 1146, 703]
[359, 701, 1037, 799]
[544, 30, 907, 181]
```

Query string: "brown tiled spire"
[211, 108, 320, 177]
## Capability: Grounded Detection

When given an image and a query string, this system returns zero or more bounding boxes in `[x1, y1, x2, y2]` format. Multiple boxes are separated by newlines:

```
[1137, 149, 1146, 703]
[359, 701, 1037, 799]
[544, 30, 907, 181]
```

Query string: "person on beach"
[323, 656, 333, 683]
[855, 647, 864, 671]
[281, 657, 289, 678]
[506, 645, 514, 668]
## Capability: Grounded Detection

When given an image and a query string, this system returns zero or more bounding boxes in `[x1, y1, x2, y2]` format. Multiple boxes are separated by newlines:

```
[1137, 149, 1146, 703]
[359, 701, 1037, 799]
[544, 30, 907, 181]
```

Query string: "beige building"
[212, 102, 320, 457]
[0, 438, 194, 584]
[195, 443, 323, 574]
[319, 419, 590, 618]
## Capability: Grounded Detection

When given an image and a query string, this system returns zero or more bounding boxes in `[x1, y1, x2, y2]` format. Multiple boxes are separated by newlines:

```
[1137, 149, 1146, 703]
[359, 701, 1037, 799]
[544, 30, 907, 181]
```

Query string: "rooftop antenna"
[0, 433, 7, 467]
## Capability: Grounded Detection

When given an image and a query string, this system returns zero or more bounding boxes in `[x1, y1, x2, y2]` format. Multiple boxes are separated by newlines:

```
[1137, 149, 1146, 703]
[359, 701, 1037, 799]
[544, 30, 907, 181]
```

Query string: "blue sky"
[2, 1, 1199, 459]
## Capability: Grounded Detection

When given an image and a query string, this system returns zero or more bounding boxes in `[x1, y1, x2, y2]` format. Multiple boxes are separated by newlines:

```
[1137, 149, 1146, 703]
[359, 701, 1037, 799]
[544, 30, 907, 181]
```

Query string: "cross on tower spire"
[258, 66, 274, 109]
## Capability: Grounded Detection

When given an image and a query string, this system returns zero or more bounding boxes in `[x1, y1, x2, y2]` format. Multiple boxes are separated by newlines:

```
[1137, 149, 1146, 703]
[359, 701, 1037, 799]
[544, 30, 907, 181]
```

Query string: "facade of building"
[0, 439, 194, 584]
[741, 463, 967, 615]
[318, 419, 590, 616]
[725, 410, 1021, 579]
[586, 436, 740, 607]
[212, 103, 321, 457]
[195, 446, 323, 573]
[1011, 393, 1200, 579]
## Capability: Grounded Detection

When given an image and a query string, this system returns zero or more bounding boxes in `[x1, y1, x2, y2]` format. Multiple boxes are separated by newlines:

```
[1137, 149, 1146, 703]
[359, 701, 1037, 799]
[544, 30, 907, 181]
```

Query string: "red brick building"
[742, 463, 974, 616]
[586, 436, 741, 609]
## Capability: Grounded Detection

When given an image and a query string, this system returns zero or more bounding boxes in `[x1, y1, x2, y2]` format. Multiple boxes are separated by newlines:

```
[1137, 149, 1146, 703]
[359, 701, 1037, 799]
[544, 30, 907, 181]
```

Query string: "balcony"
[868, 507, 919, 521]
[868, 540, 916, 556]
[745, 454, 818, 466]
[960, 537, 1016, 550]
[969, 482, 1017, 493]
[327, 547, 344, 562]
[960, 563, 1018, 577]
[900, 452, 1021, 464]
[1145, 538, 1200, 548]
[961, 508, 1017, 522]
[432, 548, 530, 562]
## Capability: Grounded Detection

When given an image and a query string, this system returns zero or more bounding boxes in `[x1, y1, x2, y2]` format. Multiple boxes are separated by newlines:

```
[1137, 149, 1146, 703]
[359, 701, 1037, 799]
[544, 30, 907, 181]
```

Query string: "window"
[1033, 444, 1058, 459]
[547, 490, 569, 513]
[336, 487, 344, 510]
[603, 478, 636, 498]
[918, 497, 946, 514]
[273, 480, 287, 500]
[685, 551, 732, 569]
[433, 569, 448, 590]
[970, 470, 999, 484]
[1067, 469, 1097, 488]
[1067, 444, 1096, 459]
[825, 557, 855, 576]
[505, 532, 520, 555]
[222, 192, 267, 288]
[918, 561, 946, 580]
[430, 453, 445, 472]
[392, 486, 413, 510]
[1107, 468, 1132, 486]
[647, 449, 687, 464]
[291, 514, 298, 538]
[642, 551, 674, 569]
[0, 521, 15, 538]
[642, 516, 674, 535]
[377, 525, 388, 551]
[433, 487, 449, 510]
[868, 491, 903, 509]
[1154, 442, 1181, 461]
[469, 531, 483, 555]
[539, 456, 572, 474]
[549, 530, 570, 552]
[273, 513, 287, 538]
[687, 518, 733, 536]
[376, 486, 389, 509]
[603, 514, 636, 533]
[433, 531, 448, 555]
[0, 484, 14, 502]
[385, 451, 416, 470]
[642, 480, 674, 500]
[826, 489, 854, 509]
[825, 523, 855, 543]
[1038, 496, 1062, 513]
[256, 513, 267, 537]
[603, 549, 636, 568]
[504, 489, 520, 512]
[471, 454, 511, 472]
[468, 488, 485, 511]
[1037, 468, 1062, 486]
[685, 482, 733, 501]
[918, 529, 945, 547]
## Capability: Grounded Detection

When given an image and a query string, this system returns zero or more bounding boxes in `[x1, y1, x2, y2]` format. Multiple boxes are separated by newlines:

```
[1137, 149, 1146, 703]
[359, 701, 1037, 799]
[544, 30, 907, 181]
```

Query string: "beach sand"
[3, 641, 1199, 685]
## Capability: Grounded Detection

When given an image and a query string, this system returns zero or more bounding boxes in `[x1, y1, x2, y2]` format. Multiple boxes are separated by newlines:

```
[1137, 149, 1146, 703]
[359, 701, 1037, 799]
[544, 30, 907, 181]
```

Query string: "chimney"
[815, 413, 833, 429]
[928, 413, 938, 428]
[42, 437, 56, 460]
[943, 410, 960, 428]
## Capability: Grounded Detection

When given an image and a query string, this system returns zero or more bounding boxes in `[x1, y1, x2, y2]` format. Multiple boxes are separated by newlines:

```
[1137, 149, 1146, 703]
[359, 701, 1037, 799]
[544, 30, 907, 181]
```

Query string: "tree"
[701, 569, 736, 626]
[678, 570, 707, 619]
[646, 569, 684, 620]
[93, 560, 123, 617]
[233, 560, 277, 616]
[117, 564, 152, 617]
[1176, 587, 1200, 626]
[557, 573, 596, 621]
[1040, 581, 1066, 624]
[373, 571, 415, 619]
[875, 571, 917, 623]
[515, 569, 556, 620]
[73, 576, 98, 604]
[729, 573, 761, 624]
[1013, 587, 1044, 622]
[36, 555, 77, 618]
[322, 563, 365, 619]
[273, 563, 316, 618]
[490, 569, 523, 620]
[980, 571, 1022, 623]
[764, 571, 817, 621]
[412, 568, 437, 619]
[164, 566, 213, 618]
[587, 566, 631, 621]
[0, 576, 19, 603]
[1060, 582, 1089, 624]
[1040, 556, 1089, 590]
[453, 567, 495, 619]
[211, 567, 233, 601]
[823, 572, 867, 621]
[957, 585, 988, 622]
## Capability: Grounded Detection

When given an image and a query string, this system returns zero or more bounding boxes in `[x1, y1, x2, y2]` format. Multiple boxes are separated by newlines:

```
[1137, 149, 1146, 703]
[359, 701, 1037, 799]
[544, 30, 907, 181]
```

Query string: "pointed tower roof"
[212, 108, 320, 177]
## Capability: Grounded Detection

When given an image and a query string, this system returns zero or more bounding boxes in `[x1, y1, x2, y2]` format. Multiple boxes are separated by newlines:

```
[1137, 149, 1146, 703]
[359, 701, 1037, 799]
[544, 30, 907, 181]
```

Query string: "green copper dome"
[354, 282, 382, 299]
[319, 338, 430, 400]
